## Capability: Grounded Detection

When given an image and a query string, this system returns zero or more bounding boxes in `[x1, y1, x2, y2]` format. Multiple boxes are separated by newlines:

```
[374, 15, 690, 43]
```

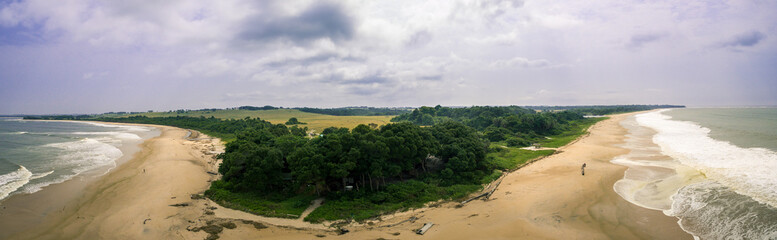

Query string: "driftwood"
[460, 192, 489, 205]
[485, 178, 504, 200]
[380, 216, 417, 228]
[416, 222, 434, 235]
[460, 173, 507, 205]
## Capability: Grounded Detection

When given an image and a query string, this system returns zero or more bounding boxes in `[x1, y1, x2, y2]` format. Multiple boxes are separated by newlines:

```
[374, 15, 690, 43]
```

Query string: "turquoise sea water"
[613, 108, 777, 239]
[0, 118, 158, 202]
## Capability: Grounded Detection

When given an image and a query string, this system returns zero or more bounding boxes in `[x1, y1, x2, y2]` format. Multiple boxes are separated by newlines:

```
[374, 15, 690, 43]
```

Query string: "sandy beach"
[0, 113, 693, 239]
[0, 125, 224, 239]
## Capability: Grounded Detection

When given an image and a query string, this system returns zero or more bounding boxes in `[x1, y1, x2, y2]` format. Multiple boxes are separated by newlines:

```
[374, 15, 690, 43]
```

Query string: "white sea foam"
[636, 110, 777, 208]
[21, 174, 72, 195]
[30, 170, 54, 180]
[13, 138, 124, 195]
[79, 122, 152, 132]
[70, 131, 142, 140]
[0, 165, 32, 200]
[0, 131, 27, 135]
[611, 116, 707, 211]
[612, 156, 705, 211]
[44, 138, 123, 174]
[0, 118, 24, 122]
[668, 181, 777, 239]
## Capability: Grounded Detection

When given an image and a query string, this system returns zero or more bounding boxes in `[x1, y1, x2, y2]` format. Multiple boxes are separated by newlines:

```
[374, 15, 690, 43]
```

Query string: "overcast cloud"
[1, 0, 775, 114]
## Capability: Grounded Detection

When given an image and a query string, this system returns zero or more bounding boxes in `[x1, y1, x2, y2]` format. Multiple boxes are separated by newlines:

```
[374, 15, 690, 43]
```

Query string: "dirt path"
[298, 198, 325, 220]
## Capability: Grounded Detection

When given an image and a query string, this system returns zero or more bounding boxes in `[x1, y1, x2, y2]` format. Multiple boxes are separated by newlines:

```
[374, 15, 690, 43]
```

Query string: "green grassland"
[114, 109, 395, 133]
[484, 118, 605, 171]
[536, 117, 607, 148]
[304, 181, 480, 223]
[487, 146, 556, 170]
[205, 185, 316, 218]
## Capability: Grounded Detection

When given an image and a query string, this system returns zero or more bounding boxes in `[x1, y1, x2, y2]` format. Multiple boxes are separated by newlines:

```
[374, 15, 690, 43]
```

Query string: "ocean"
[613, 108, 777, 239]
[0, 118, 158, 202]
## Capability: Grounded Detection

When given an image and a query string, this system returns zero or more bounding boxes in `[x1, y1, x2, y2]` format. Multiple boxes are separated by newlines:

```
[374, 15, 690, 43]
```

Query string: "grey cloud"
[627, 33, 664, 49]
[341, 74, 390, 85]
[475, 0, 525, 19]
[721, 31, 766, 48]
[502, 0, 525, 8]
[406, 30, 432, 47]
[320, 72, 390, 85]
[239, 2, 354, 43]
[320, 73, 393, 97]
[346, 86, 381, 96]
[265, 52, 364, 68]
[491, 57, 550, 69]
[418, 75, 443, 81]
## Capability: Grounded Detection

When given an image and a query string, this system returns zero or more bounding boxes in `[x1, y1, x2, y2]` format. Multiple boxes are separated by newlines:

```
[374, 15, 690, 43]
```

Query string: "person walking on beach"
[581, 163, 586, 176]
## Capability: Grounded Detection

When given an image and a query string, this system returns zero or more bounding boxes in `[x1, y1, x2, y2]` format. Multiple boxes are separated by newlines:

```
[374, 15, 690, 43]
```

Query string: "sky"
[0, 0, 776, 114]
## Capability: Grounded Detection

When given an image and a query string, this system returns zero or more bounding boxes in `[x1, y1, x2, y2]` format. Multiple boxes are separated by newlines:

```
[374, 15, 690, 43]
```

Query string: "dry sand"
[0, 113, 693, 239]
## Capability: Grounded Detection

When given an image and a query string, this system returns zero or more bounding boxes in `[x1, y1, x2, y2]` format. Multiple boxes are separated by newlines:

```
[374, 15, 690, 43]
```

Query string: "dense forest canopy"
[217, 121, 489, 196]
[391, 105, 580, 145]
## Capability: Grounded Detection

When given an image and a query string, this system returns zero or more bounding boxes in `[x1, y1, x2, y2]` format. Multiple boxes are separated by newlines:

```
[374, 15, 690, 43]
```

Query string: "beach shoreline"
[0, 113, 692, 239]
[0, 123, 224, 239]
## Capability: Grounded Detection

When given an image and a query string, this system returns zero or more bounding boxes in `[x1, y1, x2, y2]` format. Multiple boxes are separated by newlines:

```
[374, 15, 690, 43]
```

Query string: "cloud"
[1, 0, 777, 114]
[82, 71, 108, 79]
[418, 75, 443, 81]
[238, 2, 355, 44]
[720, 31, 766, 48]
[340, 74, 390, 85]
[626, 33, 664, 49]
[453, 0, 525, 20]
[490, 57, 550, 69]
[405, 30, 432, 47]
[265, 52, 364, 68]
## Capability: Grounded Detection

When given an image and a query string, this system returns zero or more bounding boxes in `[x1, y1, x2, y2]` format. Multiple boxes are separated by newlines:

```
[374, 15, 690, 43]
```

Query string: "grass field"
[114, 109, 395, 133]
[487, 146, 556, 170]
[486, 117, 605, 170]
[536, 117, 607, 148]
[205, 184, 315, 219]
